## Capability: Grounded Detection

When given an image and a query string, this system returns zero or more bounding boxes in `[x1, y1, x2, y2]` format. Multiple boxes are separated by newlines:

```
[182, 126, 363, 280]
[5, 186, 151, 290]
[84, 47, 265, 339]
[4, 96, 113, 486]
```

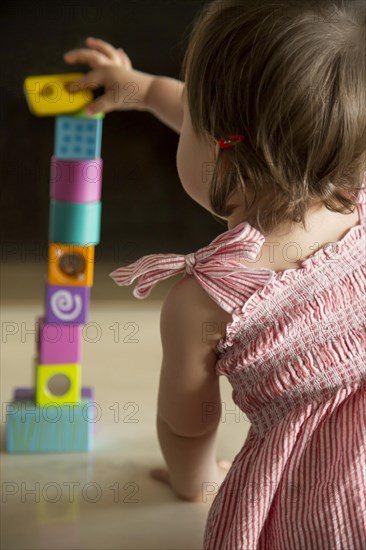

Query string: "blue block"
[49, 199, 101, 245]
[6, 399, 94, 453]
[55, 116, 102, 160]
[13, 386, 95, 433]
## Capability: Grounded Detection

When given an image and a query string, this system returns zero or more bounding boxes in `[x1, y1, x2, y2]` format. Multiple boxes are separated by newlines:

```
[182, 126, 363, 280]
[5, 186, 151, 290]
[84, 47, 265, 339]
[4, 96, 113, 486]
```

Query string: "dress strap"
[109, 222, 273, 314]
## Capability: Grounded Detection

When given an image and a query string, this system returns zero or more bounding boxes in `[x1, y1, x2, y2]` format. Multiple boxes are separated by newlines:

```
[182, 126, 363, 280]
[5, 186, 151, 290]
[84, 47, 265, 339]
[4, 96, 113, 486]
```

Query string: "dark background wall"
[0, 0, 226, 265]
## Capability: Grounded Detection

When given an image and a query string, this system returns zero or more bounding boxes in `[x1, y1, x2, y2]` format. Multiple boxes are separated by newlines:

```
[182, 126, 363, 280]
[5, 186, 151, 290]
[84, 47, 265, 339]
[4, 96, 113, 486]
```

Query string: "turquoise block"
[55, 116, 102, 160]
[49, 199, 101, 245]
[6, 399, 93, 453]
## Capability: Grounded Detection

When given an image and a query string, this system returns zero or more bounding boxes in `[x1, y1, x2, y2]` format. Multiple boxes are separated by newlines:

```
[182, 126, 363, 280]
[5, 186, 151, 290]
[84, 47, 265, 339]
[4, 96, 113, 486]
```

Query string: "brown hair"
[180, 0, 366, 236]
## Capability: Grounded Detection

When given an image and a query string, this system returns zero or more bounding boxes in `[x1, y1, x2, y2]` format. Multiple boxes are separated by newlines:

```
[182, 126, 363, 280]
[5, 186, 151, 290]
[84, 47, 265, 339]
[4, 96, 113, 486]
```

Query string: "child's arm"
[143, 76, 184, 134]
[156, 416, 220, 501]
[155, 275, 233, 501]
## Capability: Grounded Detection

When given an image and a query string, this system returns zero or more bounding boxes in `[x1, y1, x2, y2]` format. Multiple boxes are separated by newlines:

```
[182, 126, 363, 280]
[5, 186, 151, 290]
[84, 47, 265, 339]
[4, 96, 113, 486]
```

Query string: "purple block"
[81, 387, 94, 400]
[45, 284, 89, 324]
[14, 387, 94, 401]
[37, 316, 82, 364]
[50, 156, 103, 203]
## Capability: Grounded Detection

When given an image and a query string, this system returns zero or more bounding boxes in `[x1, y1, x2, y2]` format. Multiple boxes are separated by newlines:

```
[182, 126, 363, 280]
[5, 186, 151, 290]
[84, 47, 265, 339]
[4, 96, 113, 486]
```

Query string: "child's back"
[203, 181, 366, 548]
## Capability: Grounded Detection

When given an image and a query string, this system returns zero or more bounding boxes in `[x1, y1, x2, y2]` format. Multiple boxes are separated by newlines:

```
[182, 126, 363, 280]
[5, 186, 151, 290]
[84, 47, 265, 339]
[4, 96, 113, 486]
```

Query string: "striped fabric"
[110, 179, 366, 549]
[109, 222, 276, 312]
[204, 182, 366, 549]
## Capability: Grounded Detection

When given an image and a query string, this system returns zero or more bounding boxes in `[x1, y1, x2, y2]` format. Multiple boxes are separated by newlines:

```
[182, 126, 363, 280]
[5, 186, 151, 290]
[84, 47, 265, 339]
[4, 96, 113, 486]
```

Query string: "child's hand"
[63, 37, 154, 115]
[149, 458, 232, 503]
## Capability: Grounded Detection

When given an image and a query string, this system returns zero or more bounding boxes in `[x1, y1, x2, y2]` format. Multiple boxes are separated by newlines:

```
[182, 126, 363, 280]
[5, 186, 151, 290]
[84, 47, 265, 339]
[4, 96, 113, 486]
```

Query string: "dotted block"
[55, 116, 102, 160]
[6, 399, 93, 453]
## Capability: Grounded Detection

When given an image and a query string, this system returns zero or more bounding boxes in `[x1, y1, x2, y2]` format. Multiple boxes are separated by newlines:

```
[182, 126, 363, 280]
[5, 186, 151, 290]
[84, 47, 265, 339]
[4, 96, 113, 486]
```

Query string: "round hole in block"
[59, 253, 85, 277]
[47, 374, 71, 396]
[41, 84, 57, 99]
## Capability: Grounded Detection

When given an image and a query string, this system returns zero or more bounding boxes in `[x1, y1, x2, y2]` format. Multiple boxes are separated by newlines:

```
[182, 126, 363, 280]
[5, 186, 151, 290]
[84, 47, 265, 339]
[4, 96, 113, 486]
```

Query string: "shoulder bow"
[109, 222, 274, 313]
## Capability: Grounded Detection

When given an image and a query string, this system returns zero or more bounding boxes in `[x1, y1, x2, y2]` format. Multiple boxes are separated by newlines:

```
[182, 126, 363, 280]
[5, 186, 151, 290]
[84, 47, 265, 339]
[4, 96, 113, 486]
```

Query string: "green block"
[6, 399, 94, 453]
[73, 108, 105, 119]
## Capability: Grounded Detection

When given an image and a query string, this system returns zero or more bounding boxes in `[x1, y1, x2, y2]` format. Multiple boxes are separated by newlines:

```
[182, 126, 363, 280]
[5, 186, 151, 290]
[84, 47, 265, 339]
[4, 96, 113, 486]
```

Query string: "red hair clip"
[218, 135, 245, 149]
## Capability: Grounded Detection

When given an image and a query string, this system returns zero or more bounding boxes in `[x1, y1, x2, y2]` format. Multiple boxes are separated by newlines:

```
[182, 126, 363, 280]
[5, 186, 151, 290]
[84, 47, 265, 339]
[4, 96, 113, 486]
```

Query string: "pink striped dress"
[110, 180, 366, 550]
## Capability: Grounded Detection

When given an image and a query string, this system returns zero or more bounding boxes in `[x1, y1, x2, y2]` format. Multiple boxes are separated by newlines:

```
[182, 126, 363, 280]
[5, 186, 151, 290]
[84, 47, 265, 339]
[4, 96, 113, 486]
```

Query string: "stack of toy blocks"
[6, 74, 104, 452]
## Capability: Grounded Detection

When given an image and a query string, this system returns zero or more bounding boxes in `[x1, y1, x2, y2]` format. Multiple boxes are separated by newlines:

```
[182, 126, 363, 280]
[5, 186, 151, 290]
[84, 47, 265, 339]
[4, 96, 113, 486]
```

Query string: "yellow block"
[24, 73, 93, 116]
[48, 243, 94, 287]
[35, 362, 81, 405]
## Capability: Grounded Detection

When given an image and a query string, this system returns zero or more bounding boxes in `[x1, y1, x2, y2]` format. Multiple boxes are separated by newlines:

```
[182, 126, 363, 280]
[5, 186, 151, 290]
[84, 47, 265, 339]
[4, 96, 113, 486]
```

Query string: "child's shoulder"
[162, 206, 361, 353]
[238, 207, 360, 273]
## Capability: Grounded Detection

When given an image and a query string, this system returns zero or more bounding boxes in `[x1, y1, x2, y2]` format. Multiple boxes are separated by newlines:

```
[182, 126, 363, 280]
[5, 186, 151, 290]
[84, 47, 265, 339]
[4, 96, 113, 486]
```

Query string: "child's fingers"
[84, 94, 114, 116]
[85, 37, 120, 62]
[63, 48, 107, 69]
[117, 48, 132, 70]
[67, 69, 104, 93]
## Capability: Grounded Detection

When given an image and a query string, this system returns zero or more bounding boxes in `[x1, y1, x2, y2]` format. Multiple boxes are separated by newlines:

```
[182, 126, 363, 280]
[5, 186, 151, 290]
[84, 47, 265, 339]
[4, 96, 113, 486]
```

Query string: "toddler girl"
[64, 0, 366, 548]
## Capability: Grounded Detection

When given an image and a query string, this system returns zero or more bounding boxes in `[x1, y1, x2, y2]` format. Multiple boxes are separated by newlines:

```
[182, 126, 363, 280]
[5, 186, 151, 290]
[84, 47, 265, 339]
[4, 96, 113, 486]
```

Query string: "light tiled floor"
[1, 261, 249, 550]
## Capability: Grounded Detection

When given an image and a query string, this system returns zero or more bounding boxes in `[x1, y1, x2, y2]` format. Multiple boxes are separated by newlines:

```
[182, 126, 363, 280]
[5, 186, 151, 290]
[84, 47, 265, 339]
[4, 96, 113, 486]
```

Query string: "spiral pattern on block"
[50, 290, 82, 321]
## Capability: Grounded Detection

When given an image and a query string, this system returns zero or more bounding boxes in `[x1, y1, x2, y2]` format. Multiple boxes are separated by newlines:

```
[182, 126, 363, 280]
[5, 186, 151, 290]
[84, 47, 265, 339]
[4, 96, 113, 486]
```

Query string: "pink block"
[37, 316, 83, 364]
[50, 155, 103, 203]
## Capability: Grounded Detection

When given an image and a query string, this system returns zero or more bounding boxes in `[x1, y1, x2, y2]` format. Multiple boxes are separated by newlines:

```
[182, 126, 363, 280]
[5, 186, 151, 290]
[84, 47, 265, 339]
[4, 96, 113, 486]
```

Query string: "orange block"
[48, 243, 94, 287]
